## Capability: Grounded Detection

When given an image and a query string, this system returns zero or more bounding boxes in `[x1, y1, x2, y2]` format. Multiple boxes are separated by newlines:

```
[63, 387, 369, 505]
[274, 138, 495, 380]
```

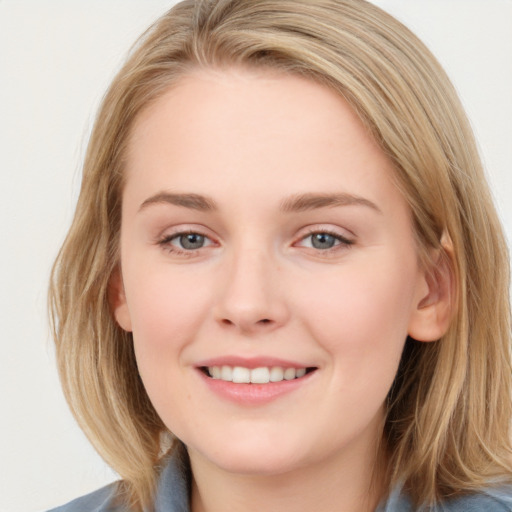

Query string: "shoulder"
[378, 486, 512, 512]
[45, 445, 191, 512]
[45, 482, 122, 512]
[440, 488, 512, 511]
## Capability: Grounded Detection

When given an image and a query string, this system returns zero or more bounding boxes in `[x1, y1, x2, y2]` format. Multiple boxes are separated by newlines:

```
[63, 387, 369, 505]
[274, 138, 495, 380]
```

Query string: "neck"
[189, 422, 387, 512]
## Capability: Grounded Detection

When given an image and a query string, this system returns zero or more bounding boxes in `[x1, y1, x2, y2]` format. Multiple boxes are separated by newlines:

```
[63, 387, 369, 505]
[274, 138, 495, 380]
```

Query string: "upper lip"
[195, 356, 315, 369]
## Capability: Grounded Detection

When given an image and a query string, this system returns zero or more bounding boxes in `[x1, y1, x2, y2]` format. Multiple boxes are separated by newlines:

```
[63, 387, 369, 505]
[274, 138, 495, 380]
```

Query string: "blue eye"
[298, 231, 353, 251]
[175, 233, 206, 250]
[309, 233, 338, 249]
[158, 231, 213, 254]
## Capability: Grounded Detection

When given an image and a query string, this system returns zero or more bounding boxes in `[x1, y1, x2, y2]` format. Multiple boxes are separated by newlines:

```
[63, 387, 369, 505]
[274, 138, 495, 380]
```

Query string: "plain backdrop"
[1, 1, 511, 511]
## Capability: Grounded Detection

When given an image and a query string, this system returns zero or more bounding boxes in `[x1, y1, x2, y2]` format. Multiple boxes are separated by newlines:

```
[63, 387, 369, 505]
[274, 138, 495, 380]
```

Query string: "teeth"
[232, 366, 250, 383]
[284, 368, 296, 380]
[269, 367, 284, 382]
[295, 368, 306, 378]
[251, 367, 270, 384]
[220, 365, 232, 381]
[207, 365, 309, 383]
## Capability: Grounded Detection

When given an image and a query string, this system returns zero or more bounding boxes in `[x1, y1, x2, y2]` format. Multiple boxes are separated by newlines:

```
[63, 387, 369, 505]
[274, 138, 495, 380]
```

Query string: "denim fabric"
[376, 482, 512, 512]
[48, 452, 512, 512]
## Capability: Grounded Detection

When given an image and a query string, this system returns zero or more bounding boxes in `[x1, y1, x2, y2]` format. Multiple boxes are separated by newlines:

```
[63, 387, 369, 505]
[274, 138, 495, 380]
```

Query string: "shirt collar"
[154, 443, 191, 512]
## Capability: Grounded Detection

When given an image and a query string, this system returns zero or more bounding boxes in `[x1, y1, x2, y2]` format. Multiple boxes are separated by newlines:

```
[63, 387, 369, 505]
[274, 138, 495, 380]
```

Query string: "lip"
[195, 356, 317, 406]
[195, 355, 311, 369]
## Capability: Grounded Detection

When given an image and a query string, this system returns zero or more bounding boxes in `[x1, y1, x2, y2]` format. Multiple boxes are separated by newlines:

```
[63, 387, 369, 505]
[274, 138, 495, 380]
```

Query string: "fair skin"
[112, 67, 449, 512]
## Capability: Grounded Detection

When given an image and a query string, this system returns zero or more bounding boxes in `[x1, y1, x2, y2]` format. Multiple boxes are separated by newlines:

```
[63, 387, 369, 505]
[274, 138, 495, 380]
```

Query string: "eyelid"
[155, 225, 219, 255]
[293, 225, 355, 252]
[296, 224, 355, 241]
[155, 223, 215, 241]
[169, 232, 214, 248]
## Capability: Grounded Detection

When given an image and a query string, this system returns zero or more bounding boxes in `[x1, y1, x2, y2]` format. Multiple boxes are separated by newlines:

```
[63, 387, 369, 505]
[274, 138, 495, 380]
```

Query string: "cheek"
[126, 267, 208, 340]
[123, 268, 212, 391]
[124, 270, 212, 428]
[302, 257, 417, 381]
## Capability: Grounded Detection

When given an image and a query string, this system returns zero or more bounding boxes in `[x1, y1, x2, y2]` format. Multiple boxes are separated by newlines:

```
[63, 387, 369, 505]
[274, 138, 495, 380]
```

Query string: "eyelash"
[157, 230, 215, 256]
[156, 228, 354, 256]
[296, 228, 354, 254]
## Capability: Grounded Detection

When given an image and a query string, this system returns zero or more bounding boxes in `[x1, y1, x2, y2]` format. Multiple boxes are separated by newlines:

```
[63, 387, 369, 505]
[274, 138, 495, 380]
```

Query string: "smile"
[203, 365, 314, 383]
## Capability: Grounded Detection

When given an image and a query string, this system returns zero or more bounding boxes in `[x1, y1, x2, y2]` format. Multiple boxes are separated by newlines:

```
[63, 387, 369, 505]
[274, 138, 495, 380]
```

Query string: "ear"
[108, 266, 133, 332]
[408, 235, 456, 342]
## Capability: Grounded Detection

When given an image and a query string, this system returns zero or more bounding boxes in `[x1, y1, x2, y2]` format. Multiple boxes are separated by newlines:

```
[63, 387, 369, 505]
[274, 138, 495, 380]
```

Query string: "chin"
[187, 433, 307, 476]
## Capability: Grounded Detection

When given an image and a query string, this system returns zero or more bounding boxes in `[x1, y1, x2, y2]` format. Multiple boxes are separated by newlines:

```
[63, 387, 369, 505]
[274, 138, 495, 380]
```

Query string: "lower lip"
[197, 370, 315, 405]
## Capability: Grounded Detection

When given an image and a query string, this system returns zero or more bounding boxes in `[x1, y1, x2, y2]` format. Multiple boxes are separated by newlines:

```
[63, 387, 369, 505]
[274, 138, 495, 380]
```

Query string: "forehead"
[127, 66, 380, 160]
[123, 66, 401, 215]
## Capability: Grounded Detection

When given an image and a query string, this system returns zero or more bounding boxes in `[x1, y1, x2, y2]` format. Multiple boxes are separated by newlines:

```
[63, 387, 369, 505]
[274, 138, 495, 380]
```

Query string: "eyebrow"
[139, 192, 217, 212]
[138, 191, 381, 214]
[280, 192, 382, 214]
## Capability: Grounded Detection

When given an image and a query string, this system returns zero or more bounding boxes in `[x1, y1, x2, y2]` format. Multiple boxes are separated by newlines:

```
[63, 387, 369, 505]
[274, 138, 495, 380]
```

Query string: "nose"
[213, 245, 290, 335]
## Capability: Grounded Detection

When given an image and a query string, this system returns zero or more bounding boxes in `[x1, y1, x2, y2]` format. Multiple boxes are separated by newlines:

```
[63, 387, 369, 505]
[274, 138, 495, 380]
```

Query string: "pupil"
[181, 233, 204, 249]
[312, 233, 335, 249]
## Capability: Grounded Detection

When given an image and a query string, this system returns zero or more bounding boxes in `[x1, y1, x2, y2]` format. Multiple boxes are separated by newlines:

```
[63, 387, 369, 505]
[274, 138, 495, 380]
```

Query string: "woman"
[48, 1, 512, 510]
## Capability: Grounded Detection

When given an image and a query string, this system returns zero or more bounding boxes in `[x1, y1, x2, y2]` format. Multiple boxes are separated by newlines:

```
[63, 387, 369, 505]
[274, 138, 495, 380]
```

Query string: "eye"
[297, 230, 353, 251]
[157, 230, 215, 254]
[309, 232, 339, 250]
[173, 233, 208, 250]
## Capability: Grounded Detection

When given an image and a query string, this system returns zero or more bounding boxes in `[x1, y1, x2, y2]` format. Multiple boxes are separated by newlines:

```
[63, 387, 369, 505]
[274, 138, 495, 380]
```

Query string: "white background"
[0, 1, 511, 511]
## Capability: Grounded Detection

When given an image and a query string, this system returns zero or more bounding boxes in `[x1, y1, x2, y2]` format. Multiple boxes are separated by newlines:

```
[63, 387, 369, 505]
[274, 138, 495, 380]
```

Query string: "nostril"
[217, 316, 277, 330]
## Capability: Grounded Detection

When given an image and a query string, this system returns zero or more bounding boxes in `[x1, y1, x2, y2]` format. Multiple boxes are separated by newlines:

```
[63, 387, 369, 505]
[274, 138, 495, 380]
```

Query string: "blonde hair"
[49, 0, 512, 509]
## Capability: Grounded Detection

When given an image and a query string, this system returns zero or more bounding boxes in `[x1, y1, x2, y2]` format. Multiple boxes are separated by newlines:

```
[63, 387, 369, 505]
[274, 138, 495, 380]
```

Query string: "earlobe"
[408, 236, 456, 342]
[108, 266, 133, 332]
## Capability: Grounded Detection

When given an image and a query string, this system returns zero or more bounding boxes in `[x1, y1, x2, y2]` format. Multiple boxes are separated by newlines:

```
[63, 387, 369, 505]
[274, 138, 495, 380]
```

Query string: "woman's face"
[114, 67, 431, 477]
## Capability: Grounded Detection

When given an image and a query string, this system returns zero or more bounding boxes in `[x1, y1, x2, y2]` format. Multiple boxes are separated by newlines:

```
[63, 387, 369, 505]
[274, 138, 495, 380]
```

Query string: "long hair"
[49, 0, 512, 509]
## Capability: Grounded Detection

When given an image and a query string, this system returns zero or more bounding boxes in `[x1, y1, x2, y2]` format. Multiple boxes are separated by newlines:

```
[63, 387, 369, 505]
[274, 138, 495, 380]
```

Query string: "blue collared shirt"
[48, 451, 512, 512]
